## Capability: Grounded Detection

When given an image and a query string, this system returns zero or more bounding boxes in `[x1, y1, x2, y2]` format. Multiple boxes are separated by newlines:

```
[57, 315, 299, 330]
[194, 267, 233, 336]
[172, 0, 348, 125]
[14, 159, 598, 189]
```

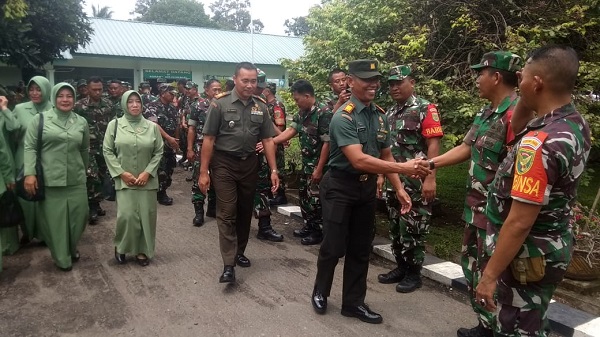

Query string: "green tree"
[137, 0, 216, 28]
[284, 16, 309, 36]
[0, 0, 92, 69]
[132, 0, 159, 17]
[92, 5, 113, 19]
[209, 0, 264, 33]
[2, 0, 28, 20]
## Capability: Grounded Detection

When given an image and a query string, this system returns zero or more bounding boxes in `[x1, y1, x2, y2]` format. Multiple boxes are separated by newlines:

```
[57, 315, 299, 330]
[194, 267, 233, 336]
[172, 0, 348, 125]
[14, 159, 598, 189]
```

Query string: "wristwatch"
[427, 159, 435, 170]
[271, 169, 278, 174]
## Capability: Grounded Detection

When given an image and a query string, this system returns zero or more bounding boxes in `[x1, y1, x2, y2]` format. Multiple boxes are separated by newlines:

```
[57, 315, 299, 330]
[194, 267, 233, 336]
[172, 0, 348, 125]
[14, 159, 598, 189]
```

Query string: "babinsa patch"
[516, 147, 536, 175]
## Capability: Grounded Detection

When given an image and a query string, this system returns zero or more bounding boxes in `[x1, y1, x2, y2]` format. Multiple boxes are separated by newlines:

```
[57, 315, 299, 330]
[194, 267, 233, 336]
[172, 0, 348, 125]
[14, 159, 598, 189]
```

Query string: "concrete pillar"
[45, 68, 55, 86]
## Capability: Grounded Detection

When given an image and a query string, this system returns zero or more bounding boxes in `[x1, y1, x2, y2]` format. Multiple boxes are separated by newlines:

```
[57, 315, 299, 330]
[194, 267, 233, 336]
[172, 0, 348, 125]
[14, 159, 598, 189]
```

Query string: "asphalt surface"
[1, 168, 484, 337]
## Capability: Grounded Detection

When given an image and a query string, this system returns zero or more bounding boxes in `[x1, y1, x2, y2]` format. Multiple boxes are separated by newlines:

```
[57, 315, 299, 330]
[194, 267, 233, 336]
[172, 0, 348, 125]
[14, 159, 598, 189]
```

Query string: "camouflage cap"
[139, 81, 151, 88]
[76, 79, 87, 88]
[257, 68, 267, 88]
[470, 51, 523, 73]
[185, 81, 198, 89]
[158, 83, 177, 95]
[348, 59, 381, 79]
[388, 65, 412, 81]
[267, 82, 277, 94]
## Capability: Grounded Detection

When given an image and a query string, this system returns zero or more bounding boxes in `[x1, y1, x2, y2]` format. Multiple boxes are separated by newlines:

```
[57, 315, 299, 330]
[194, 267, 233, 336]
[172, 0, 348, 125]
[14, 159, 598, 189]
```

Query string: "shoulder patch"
[343, 102, 355, 114]
[341, 114, 353, 122]
[214, 92, 230, 100]
[253, 95, 267, 104]
[375, 104, 386, 114]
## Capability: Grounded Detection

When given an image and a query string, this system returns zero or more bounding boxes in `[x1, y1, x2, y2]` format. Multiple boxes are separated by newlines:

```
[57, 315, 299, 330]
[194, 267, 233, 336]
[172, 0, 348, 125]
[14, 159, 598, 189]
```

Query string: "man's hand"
[270, 171, 280, 193]
[396, 187, 412, 214]
[376, 175, 385, 199]
[199, 171, 210, 195]
[166, 136, 179, 150]
[399, 158, 430, 179]
[421, 177, 436, 203]
[135, 172, 150, 186]
[187, 148, 195, 162]
[337, 90, 351, 106]
[311, 168, 323, 184]
[120, 172, 137, 186]
[475, 273, 498, 312]
[255, 142, 264, 153]
[0, 96, 8, 111]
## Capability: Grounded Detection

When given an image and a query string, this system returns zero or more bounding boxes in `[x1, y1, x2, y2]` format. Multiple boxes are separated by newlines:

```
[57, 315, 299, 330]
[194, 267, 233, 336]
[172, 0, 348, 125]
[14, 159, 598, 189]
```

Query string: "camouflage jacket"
[267, 99, 286, 132]
[108, 96, 123, 118]
[73, 97, 114, 148]
[463, 93, 518, 228]
[326, 93, 338, 112]
[290, 101, 333, 174]
[143, 100, 179, 148]
[387, 95, 443, 192]
[188, 97, 210, 146]
[485, 102, 591, 259]
[141, 93, 158, 107]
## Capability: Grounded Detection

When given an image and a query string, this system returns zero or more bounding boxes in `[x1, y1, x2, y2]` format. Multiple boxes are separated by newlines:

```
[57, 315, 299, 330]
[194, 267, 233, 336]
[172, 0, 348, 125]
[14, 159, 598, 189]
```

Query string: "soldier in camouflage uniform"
[76, 79, 88, 101]
[138, 82, 157, 107]
[426, 51, 522, 337]
[144, 84, 180, 206]
[252, 69, 284, 242]
[326, 68, 351, 113]
[199, 79, 222, 218]
[74, 76, 114, 224]
[476, 46, 591, 337]
[264, 82, 288, 206]
[187, 80, 222, 226]
[377, 65, 443, 293]
[273, 80, 332, 245]
[107, 79, 124, 118]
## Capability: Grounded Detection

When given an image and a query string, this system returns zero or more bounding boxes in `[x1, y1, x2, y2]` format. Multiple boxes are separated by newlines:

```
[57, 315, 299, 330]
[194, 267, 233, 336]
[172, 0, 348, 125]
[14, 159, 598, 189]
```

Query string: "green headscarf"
[51, 82, 76, 123]
[27, 76, 52, 113]
[121, 90, 143, 125]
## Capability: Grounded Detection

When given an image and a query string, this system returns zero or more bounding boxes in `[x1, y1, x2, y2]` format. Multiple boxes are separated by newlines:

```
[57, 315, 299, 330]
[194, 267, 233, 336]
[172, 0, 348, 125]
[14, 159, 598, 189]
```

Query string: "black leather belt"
[330, 169, 374, 182]
[216, 150, 254, 161]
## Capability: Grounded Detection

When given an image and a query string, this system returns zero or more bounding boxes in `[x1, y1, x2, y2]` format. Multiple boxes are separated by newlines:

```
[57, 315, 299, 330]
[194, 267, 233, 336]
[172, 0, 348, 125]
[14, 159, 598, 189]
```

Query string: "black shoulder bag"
[16, 113, 45, 201]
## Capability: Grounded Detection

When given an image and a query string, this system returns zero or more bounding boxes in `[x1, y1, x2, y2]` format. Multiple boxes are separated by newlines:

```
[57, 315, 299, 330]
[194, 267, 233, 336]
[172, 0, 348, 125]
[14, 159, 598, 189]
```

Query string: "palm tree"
[92, 5, 114, 19]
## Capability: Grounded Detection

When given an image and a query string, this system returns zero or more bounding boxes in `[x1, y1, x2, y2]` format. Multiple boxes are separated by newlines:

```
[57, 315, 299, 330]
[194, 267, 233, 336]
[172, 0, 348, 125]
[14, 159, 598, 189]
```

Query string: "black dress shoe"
[115, 248, 126, 264]
[341, 304, 383, 324]
[256, 229, 284, 242]
[235, 254, 251, 268]
[301, 232, 323, 245]
[88, 212, 98, 225]
[293, 226, 312, 238]
[457, 322, 493, 337]
[97, 207, 106, 216]
[311, 286, 327, 314]
[377, 267, 406, 284]
[57, 265, 73, 272]
[71, 251, 80, 263]
[219, 265, 235, 283]
[136, 254, 150, 267]
[157, 192, 173, 206]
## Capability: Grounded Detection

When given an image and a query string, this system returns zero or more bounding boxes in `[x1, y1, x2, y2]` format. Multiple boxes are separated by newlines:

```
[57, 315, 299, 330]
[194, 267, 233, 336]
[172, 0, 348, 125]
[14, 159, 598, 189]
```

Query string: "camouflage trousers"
[460, 224, 494, 330]
[298, 173, 322, 229]
[493, 253, 568, 337]
[158, 150, 176, 193]
[253, 154, 271, 219]
[385, 189, 431, 267]
[275, 144, 286, 194]
[191, 152, 216, 205]
[86, 149, 108, 204]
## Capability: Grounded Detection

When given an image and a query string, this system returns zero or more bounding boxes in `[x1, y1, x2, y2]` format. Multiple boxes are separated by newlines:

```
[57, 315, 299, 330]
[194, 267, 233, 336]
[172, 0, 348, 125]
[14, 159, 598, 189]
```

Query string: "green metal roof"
[75, 18, 304, 65]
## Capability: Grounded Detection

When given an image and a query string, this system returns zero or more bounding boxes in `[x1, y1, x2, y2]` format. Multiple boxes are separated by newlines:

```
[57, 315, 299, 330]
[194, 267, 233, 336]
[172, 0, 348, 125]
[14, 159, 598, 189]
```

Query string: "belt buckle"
[359, 174, 368, 182]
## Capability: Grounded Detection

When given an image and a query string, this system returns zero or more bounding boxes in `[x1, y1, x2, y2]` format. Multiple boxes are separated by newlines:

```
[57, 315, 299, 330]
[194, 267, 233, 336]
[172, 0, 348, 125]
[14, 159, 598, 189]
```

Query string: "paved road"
[1, 168, 481, 337]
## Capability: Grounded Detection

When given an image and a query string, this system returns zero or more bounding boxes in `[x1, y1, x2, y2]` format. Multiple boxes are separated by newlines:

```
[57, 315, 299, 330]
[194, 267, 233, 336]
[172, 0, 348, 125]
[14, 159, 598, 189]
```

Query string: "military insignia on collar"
[343, 103, 355, 114]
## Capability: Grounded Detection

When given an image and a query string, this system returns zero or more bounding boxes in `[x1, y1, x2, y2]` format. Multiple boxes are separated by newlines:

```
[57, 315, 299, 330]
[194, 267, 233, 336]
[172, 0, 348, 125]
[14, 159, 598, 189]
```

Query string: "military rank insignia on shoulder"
[375, 104, 386, 114]
[343, 102, 355, 114]
[253, 95, 267, 104]
[214, 92, 230, 100]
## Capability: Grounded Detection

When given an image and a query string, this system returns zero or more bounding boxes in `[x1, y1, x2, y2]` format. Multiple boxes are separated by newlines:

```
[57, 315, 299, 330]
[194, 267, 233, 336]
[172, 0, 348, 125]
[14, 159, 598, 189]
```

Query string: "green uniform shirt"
[203, 90, 275, 157]
[328, 96, 391, 174]
[0, 128, 14, 195]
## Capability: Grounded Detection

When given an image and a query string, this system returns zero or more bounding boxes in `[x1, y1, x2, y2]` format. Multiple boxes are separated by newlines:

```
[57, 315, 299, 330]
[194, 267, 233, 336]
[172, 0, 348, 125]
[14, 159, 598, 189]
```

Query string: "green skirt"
[115, 189, 157, 258]
[39, 185, 88, 269]
[18, 197, 46, 242]
[0, 226, 19, 256]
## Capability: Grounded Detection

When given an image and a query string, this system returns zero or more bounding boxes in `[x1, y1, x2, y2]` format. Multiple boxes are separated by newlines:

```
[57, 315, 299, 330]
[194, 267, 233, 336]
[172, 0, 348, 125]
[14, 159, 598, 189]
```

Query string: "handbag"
[0, 191, 25, 228]
[16, 112, 45, 201]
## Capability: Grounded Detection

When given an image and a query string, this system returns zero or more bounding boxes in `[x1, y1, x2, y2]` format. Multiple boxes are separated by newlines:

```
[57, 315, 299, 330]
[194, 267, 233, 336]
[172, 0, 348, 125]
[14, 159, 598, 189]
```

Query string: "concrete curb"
[276, 205, 600, 337]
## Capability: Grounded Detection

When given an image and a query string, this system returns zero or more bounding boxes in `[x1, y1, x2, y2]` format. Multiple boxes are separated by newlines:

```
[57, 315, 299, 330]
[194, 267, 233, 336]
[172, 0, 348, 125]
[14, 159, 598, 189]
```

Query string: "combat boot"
[269, 190, 288, 206]
[396, 265, 422, 293]
[293, 225, 312, 238]
[457, 322, 493, 337]
[378, 258, 407, 284]
[301, 230, 323, 245]
[157, 190, 173, 206]
[193, 203, 205, 227]
[206, 197, 216, 218]
[256, 217, 284, 242]
[88, 203, 99, 225]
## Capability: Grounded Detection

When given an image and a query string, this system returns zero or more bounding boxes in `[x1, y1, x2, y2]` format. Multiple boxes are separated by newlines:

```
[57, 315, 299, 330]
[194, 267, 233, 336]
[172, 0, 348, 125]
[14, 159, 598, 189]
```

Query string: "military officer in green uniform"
[264, 82, 288, 206]
[427, 51, 522, 337]
[327, 68, 351, 113]
[199, 62, 280, 284]
[108, 79, 124, 118]
[311, 59, 430, 324]
[377, 65, 443, 294]
[74, 76, 114, 224]
[144, 84, 180, 206]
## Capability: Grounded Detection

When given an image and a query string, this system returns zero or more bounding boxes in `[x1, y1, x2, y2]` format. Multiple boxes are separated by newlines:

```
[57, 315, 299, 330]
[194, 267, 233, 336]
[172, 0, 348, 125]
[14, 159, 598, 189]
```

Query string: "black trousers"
[314, 170, 377, 306]
[210, 151, 258, 266]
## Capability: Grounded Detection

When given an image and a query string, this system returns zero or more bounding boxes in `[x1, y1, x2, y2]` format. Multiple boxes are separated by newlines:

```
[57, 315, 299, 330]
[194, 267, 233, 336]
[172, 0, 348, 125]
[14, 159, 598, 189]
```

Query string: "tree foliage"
[136, 0, 215, 28]
[132, 0, 159, 17]
[284, 16, 309, 36]
[282, 0, 600, 157]
[0, 0, 92, 69]
[209, 0, 263, 33]
[92, 5, 113, 19]
[2, 0, 28, 20]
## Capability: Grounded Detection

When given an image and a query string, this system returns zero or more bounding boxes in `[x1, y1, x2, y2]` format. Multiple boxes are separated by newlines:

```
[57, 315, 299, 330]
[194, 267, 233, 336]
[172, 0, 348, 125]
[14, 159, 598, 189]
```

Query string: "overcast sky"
[84, 0, 320, 35]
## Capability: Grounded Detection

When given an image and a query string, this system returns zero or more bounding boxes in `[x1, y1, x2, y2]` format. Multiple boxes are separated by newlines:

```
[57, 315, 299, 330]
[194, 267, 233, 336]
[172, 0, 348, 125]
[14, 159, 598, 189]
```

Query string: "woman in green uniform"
[0, 124, 16, 272]
[103, 90, 163, 266]
[2, 76, 52, 247]
[23, 82, 90, 272]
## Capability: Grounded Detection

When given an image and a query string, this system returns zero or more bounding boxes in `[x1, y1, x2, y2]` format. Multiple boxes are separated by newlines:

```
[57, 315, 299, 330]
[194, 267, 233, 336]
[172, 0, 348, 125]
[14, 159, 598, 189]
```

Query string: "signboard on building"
[143, 69, 192, 80]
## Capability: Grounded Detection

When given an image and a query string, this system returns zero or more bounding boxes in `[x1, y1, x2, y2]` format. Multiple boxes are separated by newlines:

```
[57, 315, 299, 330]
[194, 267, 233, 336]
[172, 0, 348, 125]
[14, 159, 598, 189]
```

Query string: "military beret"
[348, 59, 381, 79]
[257, 68, 267, 88]
[185, 81, 198, 89]
[471, 51, 523, 73]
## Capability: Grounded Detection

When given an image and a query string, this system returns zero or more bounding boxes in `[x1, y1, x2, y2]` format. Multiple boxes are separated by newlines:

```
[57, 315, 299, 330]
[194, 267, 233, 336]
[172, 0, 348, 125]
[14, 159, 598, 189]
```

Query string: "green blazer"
[23, 110, 90, 187]
[0, 128, 14, 195]
[103, 117, 164, 190]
